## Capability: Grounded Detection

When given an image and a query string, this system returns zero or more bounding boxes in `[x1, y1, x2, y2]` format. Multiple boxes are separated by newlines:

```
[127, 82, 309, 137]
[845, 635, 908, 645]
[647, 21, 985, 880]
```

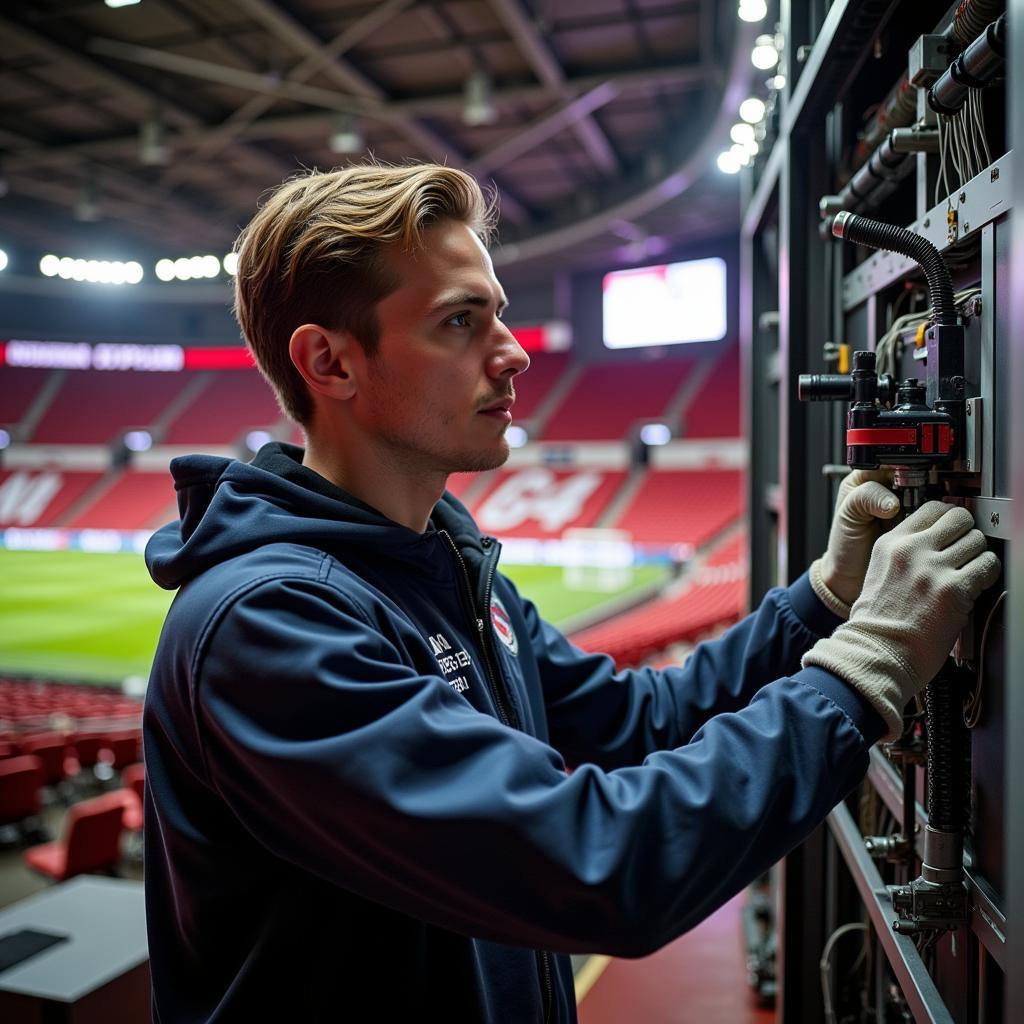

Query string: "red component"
[846, 428, 919, 446]
[920, 424, 934, 454]
[938, 424, 953, 453]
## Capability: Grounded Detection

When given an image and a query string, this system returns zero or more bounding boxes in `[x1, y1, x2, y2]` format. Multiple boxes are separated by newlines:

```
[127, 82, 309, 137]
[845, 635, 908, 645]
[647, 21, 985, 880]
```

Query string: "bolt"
[966, 404, 972, 416]
[923, 218, 930, 228]
[959, 191, 967, 203]
[991, 512, 1000, 526]
[963, 223, 970, 232]
[972, 297, 983, 317]
[991, 167, 1000, 182]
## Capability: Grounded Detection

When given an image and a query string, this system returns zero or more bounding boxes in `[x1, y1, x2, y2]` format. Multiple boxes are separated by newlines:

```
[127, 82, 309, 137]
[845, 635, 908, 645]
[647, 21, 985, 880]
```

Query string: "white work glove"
[803, 501, 1000, 740]
[809, 468, 901, 618]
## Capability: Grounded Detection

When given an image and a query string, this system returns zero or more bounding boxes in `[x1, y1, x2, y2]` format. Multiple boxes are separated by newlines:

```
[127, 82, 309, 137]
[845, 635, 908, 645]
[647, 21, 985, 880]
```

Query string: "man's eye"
[448, 312, 471, 328]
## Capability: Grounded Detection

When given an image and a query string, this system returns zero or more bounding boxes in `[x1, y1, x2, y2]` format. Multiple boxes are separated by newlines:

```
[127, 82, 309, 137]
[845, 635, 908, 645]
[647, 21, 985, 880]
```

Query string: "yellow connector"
[838, 344, 850, 374]
[915, 322, 927, 348]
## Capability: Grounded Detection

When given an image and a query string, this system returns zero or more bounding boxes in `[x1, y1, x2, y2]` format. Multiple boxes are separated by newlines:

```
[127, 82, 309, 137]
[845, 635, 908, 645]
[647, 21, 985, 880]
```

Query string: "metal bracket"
[963, 397, 982, 473]
[891, 877, 970, 934]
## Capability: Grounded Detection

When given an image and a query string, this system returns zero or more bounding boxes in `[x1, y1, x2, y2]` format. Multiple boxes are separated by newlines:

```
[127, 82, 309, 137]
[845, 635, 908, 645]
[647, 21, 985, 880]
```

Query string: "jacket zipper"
[440, 530, 552, 1022]
[439, 530, 513, 728]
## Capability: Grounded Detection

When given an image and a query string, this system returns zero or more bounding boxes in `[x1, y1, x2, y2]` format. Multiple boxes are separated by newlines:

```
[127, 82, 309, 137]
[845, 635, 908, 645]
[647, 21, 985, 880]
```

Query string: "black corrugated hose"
[949, 0, 1006, 49]
[923, 667, 966, 835]
[831, 212, 958, 326]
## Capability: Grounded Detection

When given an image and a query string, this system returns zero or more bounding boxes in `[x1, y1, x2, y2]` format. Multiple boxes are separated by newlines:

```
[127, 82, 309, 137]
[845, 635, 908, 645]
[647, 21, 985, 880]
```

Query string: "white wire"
[965, 90, 985, 176]
[972, 89, 993, 168]
[820, 922, 868, 1024]
[934, 115, 947, 207]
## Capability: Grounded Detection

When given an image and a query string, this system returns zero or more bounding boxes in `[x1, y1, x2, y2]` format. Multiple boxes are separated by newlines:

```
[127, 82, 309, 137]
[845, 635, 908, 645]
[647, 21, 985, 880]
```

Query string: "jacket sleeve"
[510, 571, 881, 770]
[190, 573, 882, 958]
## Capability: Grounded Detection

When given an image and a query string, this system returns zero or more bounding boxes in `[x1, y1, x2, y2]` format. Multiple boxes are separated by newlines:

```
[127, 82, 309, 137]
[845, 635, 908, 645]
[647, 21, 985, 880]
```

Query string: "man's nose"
[489, 322, 531, 378]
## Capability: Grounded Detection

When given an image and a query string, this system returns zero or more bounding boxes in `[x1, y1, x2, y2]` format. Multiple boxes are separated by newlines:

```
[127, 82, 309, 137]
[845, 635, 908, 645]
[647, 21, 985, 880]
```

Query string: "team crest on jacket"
[490, 595, 518, 656]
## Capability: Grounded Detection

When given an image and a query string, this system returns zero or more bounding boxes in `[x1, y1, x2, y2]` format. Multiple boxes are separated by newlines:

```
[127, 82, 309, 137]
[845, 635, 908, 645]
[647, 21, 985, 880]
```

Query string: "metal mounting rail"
[828, 802, 954, 1024]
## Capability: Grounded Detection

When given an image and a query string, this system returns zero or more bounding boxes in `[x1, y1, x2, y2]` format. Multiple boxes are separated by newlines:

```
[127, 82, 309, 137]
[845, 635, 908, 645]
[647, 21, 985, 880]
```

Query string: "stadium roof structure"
[0, 1, 755, 275]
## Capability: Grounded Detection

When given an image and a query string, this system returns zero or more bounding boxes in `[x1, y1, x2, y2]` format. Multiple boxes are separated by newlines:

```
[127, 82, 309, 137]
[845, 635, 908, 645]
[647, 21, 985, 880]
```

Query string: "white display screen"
[602, 256, 728, 349]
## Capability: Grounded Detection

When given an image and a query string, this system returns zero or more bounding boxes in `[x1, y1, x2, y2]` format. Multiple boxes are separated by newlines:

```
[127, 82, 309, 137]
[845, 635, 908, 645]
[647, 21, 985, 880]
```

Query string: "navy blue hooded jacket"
[143, 442, 884, 1022]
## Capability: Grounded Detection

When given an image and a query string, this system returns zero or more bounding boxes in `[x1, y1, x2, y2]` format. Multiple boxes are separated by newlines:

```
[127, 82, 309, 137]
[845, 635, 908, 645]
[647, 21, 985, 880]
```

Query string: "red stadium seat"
[0, 755, 45, 829]
[19, 733, 70, 788]
[119, 763, 146, 832]
[23, 791, 127, 881]
[99, 732, 142, 773]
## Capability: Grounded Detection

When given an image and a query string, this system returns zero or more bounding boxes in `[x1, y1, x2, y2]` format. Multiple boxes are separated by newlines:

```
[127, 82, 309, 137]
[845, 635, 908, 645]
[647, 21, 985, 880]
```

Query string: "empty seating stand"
[510, 351, 569, 422]
[0, 755, 45, 836]
[541, 358, 693, 441]
[611, 469, 743, 549]
[29, 370, 187, 445]
[0, 469, 104, 528]
[65, 471, 176, 530]
[469, 467, 627, 538]
[680, 345, 741, 439]
[0, 367, 54, 428]
[162, 369, 283, 445]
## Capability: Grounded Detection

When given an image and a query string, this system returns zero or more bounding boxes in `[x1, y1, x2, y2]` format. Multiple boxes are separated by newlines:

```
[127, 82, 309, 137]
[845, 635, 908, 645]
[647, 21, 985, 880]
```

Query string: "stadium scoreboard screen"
[601, 257, 727, 349]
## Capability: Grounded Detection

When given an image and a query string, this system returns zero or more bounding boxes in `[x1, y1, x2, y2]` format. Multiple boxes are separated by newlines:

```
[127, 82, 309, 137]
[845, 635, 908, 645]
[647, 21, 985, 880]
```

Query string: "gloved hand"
[809, 468, 901, 618]
[803, 501, 1000, 740]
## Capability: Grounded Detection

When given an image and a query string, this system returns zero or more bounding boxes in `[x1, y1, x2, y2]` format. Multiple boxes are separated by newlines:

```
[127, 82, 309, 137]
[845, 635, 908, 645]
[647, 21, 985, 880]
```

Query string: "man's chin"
[447, 442, 510, 474]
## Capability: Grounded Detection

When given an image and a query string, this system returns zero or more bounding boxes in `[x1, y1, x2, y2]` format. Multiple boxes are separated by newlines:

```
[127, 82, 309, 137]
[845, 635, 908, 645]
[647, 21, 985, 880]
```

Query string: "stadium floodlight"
[223, 252, 239, 276]
[730, 143, 753, 166]
[0, 248, 8, 273]
[124, 430, 153, 452]
[639, 423, 672, 446]
[125, 261, 144, 284]
[730, 122, 755, 145]
[155, 258, 175, 282]
[0, 429, 10, 450]
[200, 254, 221, 278]
[505, 425, 528, 448]
[173, 257, 193, 281]
[751, 35, 779, 69]
[245, 430, 274, 453]
[739, 97, 766, 124]
[40, 254, 60, 277]
[738, 0, 768, 22]
[717, 150, 742, 174]
[770, 73, 786, 90]
[105, 0, 142, 7]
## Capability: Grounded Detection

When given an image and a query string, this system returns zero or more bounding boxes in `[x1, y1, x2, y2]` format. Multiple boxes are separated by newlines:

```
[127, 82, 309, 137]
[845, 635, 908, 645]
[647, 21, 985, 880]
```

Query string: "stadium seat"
[0, 755, 46, 832]
[19, 733, 70, 789]
[23, 791, 127, 881]
[119, 763, 145, 833]
[99, 732, 142, 773]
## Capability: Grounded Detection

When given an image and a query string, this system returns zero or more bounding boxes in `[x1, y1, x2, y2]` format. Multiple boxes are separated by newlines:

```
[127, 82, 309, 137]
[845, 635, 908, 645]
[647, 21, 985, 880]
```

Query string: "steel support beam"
[487, 0, 620, 174]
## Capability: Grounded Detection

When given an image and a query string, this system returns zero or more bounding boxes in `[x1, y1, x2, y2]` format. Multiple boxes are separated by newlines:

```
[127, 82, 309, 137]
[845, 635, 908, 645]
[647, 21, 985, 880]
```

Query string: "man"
[144, 162, 998, 1022]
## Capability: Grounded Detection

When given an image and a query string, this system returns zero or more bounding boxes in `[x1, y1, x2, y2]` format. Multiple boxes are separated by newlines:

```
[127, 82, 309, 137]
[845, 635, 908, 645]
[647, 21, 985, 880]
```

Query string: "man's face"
[353, 219, 530, 476]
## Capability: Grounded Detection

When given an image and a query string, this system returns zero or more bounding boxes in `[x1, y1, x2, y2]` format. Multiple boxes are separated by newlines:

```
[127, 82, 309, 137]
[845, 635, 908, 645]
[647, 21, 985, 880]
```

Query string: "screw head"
[959, 191, 967, 202]
[991, 512, 1000, 526]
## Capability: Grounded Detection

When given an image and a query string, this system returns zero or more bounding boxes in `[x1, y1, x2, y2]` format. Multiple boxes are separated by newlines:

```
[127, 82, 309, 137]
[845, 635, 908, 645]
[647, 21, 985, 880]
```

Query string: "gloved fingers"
[940, 528, 988, 569]
[924, 504, 976, 549]
[957, 550, 1001, 599]
[888, 500, 951, 536]
[840, 481, 900, 523]
[838, 467, 896, 502]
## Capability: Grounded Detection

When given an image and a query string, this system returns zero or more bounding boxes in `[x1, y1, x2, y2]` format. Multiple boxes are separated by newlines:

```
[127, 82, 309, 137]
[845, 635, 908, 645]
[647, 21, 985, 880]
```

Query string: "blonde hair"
[233, 162, 497, 424]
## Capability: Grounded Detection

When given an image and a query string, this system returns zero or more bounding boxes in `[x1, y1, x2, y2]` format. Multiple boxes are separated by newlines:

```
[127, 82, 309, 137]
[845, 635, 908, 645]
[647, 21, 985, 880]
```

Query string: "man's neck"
[301, 433, 445, 534]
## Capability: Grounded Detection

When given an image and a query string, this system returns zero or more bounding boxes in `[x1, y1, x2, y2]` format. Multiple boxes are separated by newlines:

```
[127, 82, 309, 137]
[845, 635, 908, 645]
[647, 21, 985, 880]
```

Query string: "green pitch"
[0, 550, 666, 685]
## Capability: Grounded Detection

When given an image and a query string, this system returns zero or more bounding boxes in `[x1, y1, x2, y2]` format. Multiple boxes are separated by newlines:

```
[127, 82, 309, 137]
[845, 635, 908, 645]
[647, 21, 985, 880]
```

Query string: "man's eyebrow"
[427, 292, 510, 316]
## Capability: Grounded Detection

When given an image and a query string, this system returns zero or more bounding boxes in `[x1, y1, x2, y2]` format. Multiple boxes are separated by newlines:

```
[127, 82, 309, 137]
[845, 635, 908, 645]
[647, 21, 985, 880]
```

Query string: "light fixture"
[37, 253, 141, 284]
[328, 114, 364, 154]
[739, 96, 766, 123]
[222, 252, 239, 276]
[717, 150, 742, 174]
[139, 113, 170, 166]
[730, 122, 755, 145]
[124, 430, 153, 452]
[505, 425, 528, 448]
[0, 429, 10, 450]
[730, 143, 753, 167]
[105, 0, 142, 7]
[640, 423, 672, 446]
[751, 35, 779, 70]
[155, 258, 175, 282]
[770, 73, 786, 90]
[738, 0, 768, 22]
[245, 430, 274, 453]
[0, 248, 8, 273]
[463, 71, 496, 126]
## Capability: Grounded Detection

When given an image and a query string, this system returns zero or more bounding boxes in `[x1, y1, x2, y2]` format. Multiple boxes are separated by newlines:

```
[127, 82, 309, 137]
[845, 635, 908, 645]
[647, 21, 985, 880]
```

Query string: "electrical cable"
[820, 922, 868, 1024]
[964, 590, 1007, 727]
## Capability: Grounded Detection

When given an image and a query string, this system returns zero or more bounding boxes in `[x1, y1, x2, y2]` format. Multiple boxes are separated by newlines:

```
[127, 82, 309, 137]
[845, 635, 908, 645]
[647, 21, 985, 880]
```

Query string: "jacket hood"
[146, 442, 484, 590]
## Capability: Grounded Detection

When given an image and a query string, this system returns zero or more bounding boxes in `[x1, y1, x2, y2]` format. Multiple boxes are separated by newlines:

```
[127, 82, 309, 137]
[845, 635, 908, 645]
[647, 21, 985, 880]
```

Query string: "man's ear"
[289, 324, 359, 402]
